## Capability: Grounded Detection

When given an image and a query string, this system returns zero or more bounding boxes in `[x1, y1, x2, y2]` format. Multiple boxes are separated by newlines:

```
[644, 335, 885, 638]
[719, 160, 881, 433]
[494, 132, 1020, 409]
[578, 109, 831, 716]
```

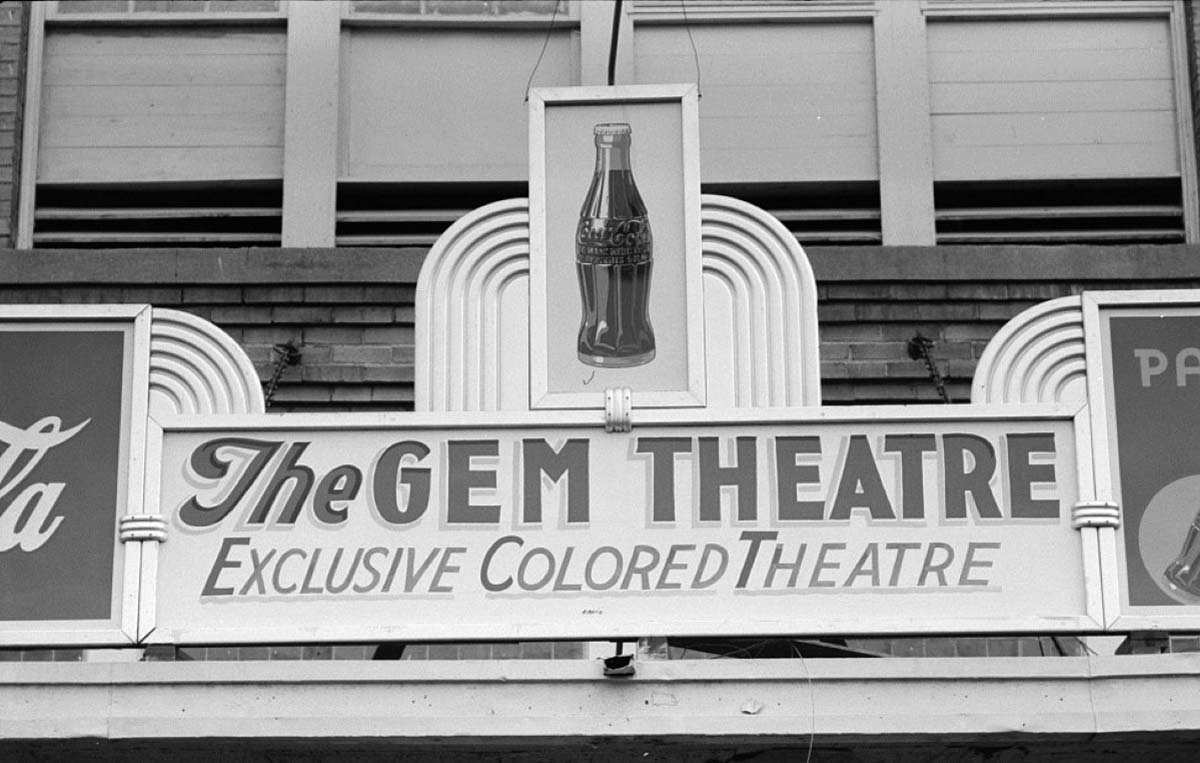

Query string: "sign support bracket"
[604, 387, 633, 432]
[118, 515, 168, 543]
[1071, 501, 1120, 530]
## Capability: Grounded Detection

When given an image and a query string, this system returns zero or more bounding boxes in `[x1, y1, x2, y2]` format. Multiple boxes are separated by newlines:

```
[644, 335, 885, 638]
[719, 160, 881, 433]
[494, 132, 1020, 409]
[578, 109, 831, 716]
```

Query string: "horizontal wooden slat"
[704, 147, 880, 183]
[44, 86, 284, 117]
[336, 210, 469, 223]
[928, 17, 1170, 53]
[792, 231, 883, 243]
[44, 52, 286, 86]
[696, 84, 876, 118]
[642, 49, 876, 86]
[36, 206, 282, 220]
[934, 144, 1180, 181]
[44, 29, 286, 55]
[42, 114, 282, 148]
[39, 147, 284, 183]
[932, 110, 1176, 148]
[936, 205, 1182, 221]
[928, 47, 1170, 82]
[33, 232, 282, 243]
[930, 80, 1174, 116]
[702, 113, 876, 145]
[938, 229, 1183, 243]
[770, 209, 881, 222]
[335, 234, 443, 246]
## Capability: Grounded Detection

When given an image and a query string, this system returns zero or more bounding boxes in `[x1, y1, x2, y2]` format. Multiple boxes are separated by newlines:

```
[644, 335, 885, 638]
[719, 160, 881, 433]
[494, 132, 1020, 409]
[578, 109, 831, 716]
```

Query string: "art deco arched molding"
[416, 198, 531, 413]
[149, 308, 265, 416]
[415, 195, 821, 412]
[971, 296, 1087, 406]
[701, 194, 820, 407]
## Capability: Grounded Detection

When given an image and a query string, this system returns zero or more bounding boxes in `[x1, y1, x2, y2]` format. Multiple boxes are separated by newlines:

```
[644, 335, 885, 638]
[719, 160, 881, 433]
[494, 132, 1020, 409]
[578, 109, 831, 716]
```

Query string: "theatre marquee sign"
[143, 409, 1088, 643]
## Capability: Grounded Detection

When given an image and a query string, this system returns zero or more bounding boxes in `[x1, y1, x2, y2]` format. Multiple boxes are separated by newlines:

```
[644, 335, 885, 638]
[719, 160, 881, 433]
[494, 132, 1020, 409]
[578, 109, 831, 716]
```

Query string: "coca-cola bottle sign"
[575, 123, 656, 368]
[528, 85, 705, 408]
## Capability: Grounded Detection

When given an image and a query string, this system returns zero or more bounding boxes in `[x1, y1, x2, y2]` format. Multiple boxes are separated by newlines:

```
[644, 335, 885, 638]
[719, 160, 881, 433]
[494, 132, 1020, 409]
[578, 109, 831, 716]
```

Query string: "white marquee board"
[140, 405, 1100, 644]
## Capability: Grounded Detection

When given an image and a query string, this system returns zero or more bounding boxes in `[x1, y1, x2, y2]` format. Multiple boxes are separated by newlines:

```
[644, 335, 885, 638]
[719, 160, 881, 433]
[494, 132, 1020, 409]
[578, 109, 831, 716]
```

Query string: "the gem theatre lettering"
[177, 430, 1061, 601]
[0, 417, 89, 552]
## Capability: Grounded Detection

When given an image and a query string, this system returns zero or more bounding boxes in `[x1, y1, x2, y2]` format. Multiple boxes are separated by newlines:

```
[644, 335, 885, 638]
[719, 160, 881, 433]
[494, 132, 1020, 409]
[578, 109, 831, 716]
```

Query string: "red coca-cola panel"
[0, 329, 127, 621]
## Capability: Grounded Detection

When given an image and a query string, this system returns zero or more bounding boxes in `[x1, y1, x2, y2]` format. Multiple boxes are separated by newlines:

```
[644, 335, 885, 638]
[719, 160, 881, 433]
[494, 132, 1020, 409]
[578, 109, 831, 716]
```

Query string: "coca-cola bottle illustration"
[1165, 508, 1200, 599]
[575, 123, 655, 368]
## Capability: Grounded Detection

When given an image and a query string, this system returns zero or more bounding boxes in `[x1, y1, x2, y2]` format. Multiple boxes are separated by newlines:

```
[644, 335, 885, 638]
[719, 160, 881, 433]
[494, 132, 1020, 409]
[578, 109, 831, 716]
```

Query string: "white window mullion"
[1169, 0, 1199, 242]
[16, 1, 46, 249]
[281, 0, 341, 247]
[874, 0, 936, 245]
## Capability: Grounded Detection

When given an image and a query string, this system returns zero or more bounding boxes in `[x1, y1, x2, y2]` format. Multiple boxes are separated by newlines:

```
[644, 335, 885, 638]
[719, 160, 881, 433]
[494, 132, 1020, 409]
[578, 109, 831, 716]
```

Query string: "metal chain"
[263, 340, 301, 408]
[907, 334, 951, 404]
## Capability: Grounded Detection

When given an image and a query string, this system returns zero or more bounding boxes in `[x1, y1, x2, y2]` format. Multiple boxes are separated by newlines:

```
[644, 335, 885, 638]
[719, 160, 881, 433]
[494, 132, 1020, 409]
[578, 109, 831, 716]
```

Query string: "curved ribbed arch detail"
[481, 257, 530, 411]
[971, 296, 1087, 406]
[415, 195, 821, 412]
[416, 198, 531, 412]
[149, 308, 265, 417]
[152, 351, 216, 414]
[701, 194, 820, 407]
[703, 260, 757, 407]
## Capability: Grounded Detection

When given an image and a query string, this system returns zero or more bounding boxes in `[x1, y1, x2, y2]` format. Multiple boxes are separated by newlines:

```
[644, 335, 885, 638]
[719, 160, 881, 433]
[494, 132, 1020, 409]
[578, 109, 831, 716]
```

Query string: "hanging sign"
[0, 306, 148, 646]
[144, 408, 1092, 644]
[527, 85, 705, 409]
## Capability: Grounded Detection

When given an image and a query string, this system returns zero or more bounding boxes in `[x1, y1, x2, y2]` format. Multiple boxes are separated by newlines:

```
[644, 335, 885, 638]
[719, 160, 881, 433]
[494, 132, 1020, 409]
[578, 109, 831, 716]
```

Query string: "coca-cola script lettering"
[575, 217, 652, 265]
[0, 416, 90, 552]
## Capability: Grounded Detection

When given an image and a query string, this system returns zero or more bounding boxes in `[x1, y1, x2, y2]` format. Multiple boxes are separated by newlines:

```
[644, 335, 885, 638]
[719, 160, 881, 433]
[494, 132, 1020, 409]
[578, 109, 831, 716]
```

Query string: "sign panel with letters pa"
[1094, 295, 1200, 628]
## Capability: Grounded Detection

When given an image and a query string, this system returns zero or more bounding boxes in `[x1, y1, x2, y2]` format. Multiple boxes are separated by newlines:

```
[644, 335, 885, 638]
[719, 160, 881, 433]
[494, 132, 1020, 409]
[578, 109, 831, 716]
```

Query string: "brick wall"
[0, 0, 22, 247]
[3, 245, 1199, 409]
[0, 248, 427, 411]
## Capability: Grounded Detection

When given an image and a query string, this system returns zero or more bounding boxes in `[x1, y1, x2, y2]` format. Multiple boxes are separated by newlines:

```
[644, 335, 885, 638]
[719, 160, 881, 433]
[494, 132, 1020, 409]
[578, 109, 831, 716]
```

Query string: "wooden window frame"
[342, 0, 580, 29]
[630, 0, 876, 24]
[921, 0, 1197, 243]
[44, 1, 288, 25]
[16, 0, 1200, 247]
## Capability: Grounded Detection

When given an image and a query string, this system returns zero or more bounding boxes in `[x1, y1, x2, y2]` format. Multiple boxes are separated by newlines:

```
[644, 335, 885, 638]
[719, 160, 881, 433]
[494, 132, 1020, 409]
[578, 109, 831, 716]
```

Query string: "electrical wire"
[791, 641, 817, 763]
[680, 0, 702, 97]
[524, 0, 562, 102]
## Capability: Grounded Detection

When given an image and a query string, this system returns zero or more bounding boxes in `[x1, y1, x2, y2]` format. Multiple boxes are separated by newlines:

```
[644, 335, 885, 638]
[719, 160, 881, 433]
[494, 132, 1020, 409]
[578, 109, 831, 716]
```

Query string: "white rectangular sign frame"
[0, 305, 150, 647]
[1083, 289, 1200, 631]
[527, 84, 706, 410]
[139, 403, 1102, 645]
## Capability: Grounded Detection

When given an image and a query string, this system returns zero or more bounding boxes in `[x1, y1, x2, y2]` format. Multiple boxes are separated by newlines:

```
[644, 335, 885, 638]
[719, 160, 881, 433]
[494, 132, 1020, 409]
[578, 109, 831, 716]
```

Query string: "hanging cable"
[679, 0, 702, 97]
[524, 0, 562, 102]
[607, 0, 625, 86]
